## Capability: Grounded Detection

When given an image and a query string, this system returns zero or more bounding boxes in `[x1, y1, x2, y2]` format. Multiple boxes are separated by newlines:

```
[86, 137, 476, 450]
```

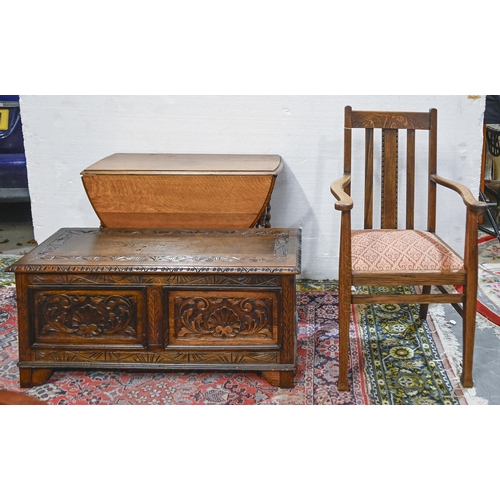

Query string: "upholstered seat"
[352, 230, 464, 272]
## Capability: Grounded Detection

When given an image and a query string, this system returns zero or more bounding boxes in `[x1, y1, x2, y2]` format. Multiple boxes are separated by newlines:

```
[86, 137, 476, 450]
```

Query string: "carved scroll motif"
[31, 274, 280, 287]
[175, 296, 274, 341]
[37, 293, 137, 340]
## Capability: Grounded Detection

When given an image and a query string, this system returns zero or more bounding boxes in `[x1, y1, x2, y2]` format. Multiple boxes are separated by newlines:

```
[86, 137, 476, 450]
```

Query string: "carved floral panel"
[33, 289, 144, 345]
[168, 291, 279, 346]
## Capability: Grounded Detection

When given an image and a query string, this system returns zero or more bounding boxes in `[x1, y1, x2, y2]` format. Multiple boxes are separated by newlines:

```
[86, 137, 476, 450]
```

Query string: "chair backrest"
[344, 105, 437, 232]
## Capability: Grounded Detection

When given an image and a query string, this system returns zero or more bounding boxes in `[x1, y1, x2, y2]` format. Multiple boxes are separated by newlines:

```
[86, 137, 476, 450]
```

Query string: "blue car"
[0, 95, 29, 202]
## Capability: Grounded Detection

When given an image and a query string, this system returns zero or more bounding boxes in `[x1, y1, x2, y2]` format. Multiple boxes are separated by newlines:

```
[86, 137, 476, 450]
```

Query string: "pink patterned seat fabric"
[351, 229, 464, 271]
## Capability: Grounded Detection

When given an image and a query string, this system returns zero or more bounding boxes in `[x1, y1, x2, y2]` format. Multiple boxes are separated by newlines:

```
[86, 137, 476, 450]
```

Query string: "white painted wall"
[18, 95, 485, 279]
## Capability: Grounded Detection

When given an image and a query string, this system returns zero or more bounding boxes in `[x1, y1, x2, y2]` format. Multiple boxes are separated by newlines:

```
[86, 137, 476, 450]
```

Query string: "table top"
[81, 153, 284, 176]
[7, 227, 301, 274]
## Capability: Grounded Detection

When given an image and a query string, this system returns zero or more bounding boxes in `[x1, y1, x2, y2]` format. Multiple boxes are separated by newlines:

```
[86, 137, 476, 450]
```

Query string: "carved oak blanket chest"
[7, 227, 301, 389]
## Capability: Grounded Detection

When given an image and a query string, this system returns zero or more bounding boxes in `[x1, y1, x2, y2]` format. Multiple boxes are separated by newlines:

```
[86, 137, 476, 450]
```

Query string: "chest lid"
[6, 227, 301, 274]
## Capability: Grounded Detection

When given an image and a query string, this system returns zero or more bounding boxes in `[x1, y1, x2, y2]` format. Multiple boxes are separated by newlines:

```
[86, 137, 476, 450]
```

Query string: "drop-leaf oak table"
[80, 153, 284, 229]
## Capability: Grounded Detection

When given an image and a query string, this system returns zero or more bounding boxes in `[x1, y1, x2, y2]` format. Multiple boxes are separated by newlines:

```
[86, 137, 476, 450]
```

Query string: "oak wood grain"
[82, 174, 276, 228]
[81, 154, 283, 229]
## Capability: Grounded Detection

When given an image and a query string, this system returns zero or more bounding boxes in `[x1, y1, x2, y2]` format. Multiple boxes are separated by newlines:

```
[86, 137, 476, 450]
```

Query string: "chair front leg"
[338, 278, 351, 391]
[337, 211, 352, 391]
[461, 208, 481, 387]
[461, 283, 476, 388]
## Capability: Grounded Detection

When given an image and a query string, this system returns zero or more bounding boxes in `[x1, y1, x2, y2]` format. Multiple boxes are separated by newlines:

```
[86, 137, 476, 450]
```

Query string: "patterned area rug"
[355, 286, 461, 404]
[0, 256, 479, 404]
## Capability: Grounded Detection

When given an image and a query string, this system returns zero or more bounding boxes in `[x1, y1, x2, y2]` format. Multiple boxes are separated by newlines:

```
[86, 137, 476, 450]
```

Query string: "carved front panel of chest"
[30, 287, 146, 347]
[166, 290, 280, 347]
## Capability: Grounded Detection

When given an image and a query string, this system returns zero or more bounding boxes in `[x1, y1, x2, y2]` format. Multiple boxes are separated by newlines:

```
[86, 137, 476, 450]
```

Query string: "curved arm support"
[330, 174, 354, 211]
[431, 174, 488, 214]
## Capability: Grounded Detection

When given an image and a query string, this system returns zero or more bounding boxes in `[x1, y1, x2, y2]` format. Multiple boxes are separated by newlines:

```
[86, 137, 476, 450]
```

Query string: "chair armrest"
[431, 174, 488, 214]
[330, 174, 353, 211]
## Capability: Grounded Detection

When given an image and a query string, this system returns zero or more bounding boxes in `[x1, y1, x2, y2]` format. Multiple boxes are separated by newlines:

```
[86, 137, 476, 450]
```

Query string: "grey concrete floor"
[436, 303, 500, 405]
[0, 202, 38, 255]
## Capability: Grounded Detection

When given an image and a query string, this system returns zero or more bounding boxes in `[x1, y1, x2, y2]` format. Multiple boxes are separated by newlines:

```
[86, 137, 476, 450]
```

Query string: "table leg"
[256, 203, 272, 228]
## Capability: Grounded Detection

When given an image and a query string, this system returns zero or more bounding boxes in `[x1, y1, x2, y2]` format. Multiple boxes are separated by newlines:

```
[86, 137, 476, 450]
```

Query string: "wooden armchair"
[330, 106, 488, 391]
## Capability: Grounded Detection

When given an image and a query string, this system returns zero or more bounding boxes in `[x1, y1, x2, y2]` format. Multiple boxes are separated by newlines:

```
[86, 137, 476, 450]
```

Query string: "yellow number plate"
[0, 109, 9, 130]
